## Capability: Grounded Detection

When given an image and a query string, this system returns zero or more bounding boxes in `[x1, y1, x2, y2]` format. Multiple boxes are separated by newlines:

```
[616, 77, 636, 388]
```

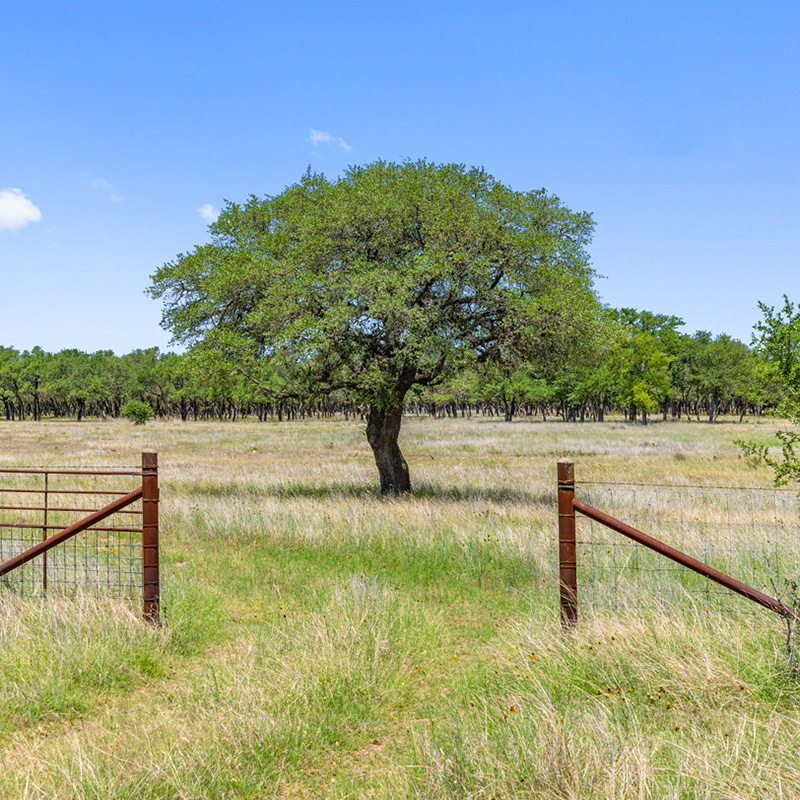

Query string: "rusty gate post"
[142, 451, 160, 623]
[42, 472, 48, 594]
[558, 459, 578, 628]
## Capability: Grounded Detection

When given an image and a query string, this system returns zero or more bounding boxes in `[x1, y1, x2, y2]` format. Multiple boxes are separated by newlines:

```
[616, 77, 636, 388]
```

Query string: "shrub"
[120, 400, 153, 425]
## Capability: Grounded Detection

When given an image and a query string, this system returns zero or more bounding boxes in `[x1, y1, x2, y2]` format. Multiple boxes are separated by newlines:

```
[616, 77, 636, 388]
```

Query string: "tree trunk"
[366, 404, 411, 496]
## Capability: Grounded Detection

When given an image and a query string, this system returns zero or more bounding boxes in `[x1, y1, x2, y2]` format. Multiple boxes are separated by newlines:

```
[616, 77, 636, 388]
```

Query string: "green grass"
[0, 414, 798, 797]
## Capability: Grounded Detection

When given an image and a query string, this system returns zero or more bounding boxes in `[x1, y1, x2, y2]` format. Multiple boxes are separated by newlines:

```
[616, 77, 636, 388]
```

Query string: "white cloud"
[198, 203, 219, 222]
[90, 178, 123, 203]
[309, 128, 352, 152]
[0, 188, 42, 231]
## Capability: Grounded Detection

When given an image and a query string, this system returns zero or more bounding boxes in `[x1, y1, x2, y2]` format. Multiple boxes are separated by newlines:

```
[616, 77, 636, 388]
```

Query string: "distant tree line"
[0, 307, 784, 425]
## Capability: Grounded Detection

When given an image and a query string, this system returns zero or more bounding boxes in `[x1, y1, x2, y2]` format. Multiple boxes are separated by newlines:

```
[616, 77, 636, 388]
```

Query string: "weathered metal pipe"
[558, 459, 578, 628]
[142, 450, 160, 624]
[572, 497, 799, 621]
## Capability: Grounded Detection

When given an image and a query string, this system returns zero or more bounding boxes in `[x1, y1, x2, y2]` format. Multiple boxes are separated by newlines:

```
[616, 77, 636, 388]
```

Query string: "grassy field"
[0, 414, 799, 798]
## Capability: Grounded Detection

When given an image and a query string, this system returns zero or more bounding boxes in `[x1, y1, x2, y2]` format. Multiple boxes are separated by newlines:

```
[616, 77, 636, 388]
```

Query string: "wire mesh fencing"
[0, 454, 159, 618]
[569, 475, 800, 618]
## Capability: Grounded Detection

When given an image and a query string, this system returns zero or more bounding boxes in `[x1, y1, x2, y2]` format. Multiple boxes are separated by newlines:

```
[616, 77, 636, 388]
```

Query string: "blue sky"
[3, 1, 799, 354]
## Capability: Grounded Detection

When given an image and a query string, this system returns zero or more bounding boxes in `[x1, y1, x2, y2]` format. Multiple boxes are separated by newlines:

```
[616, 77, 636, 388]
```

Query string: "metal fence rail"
[0, 451, 159, 621]
[557, 459, 800, 626]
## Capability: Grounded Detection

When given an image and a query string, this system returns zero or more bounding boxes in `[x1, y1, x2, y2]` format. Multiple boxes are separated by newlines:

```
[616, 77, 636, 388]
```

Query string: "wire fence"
[0, 462, 153, 609]
[572, 479, 800, 616]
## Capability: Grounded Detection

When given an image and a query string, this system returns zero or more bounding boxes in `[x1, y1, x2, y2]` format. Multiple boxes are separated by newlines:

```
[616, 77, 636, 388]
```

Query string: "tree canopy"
[149, 159, 600, 493]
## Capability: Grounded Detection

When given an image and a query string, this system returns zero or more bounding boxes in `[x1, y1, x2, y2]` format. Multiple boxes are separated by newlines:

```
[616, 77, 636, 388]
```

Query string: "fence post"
[142, 451, 160, 623]
[558, 458, 578, 628]
[42, 472, 48, 594]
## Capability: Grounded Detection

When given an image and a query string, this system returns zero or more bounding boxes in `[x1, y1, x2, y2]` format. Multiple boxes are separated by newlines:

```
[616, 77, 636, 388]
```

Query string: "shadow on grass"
[413, 482, 556, 506]
[185, 479, 556, 506]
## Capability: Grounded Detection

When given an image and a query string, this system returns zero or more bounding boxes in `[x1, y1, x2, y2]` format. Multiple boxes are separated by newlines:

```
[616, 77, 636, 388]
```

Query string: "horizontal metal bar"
[0, 505, 141, 514]
[0, 468, 144, 477]
[0, 486, 144, 577]
[0, 522, 142, 533]
[572, 498, 800, 621]
[0, 488, 137, 496]
[54, 526, 143, 533]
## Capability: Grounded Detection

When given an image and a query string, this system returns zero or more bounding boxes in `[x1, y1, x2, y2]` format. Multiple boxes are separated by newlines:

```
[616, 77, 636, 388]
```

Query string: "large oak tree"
[149, 160, 599, 494]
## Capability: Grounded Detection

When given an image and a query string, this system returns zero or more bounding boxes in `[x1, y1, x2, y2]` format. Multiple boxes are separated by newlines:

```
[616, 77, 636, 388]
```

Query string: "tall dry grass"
[0, 414, 796, 798]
